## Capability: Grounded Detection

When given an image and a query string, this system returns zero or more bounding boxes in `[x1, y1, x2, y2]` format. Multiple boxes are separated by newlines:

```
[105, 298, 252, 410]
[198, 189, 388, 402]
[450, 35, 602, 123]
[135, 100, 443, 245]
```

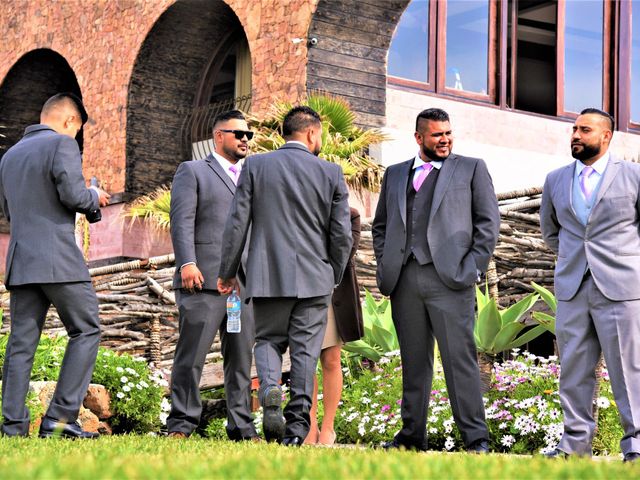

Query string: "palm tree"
[248, 92, 388, 193]
[123, 185, 171, 231]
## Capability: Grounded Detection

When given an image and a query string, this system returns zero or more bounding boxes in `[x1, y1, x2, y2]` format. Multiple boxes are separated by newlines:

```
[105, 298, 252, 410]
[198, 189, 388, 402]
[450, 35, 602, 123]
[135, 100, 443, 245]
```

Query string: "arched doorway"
[126, 0, 251, 197]
[0, 48, 83, 155]
[0, 48, 83, 232]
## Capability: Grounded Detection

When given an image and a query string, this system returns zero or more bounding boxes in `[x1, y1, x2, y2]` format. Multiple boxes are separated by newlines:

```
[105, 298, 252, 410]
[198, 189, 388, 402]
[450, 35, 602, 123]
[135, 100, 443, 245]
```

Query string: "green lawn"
[0, 436, 634, 479]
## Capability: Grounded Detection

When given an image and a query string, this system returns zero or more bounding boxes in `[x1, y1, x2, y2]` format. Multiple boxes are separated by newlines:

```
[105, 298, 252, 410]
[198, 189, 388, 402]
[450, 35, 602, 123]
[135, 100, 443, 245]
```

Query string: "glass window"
[445, 0, 489, 94]
[632, 0, 640, 123]
[563, 0, 603, 113]
[388, 0, 429, 83]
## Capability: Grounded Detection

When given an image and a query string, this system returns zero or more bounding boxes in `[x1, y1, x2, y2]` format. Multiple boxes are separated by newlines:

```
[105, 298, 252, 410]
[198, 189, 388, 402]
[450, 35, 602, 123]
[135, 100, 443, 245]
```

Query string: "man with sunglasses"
[0, 92, 110, 438]
[166, 110, 258, 441]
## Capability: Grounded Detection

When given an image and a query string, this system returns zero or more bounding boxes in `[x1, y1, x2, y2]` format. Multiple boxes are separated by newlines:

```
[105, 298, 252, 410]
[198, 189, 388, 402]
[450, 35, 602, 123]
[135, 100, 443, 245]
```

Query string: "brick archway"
[306, 0, 410, 128]
[125, 0, 249, 197]
[0, 48, 82, 155]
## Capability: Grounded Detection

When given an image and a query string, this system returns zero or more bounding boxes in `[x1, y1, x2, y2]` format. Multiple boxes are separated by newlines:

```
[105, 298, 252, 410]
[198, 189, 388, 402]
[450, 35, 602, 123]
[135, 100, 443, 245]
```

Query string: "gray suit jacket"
[218, 143, 352, 299]
[372, 154, 500, 295]
[170, 155, 242, 290]
[0, 124, 99, 286]
[540, 156, 640, 301]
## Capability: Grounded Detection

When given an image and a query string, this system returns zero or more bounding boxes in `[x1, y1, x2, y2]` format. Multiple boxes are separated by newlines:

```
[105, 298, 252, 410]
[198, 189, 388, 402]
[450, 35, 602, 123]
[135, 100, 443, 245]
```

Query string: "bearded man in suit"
[372, 107, 500, 453]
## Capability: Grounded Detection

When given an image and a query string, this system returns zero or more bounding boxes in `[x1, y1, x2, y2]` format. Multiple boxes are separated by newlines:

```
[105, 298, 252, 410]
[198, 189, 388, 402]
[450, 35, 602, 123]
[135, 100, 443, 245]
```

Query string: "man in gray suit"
[217, 106, 352, 446]
[541, 108, 640, 462]
[166, 110, 258, 441]
[372, 108, 500, 452]
[0, 93, 110, 438]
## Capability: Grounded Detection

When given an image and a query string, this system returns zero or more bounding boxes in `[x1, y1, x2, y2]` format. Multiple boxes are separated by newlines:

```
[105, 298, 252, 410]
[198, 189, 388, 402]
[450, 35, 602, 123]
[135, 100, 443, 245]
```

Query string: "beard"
[312, 143, 322, 156]
[422, 143, 450, 161]
[223, 144, 248, 161]
[571, 142, 601, 161]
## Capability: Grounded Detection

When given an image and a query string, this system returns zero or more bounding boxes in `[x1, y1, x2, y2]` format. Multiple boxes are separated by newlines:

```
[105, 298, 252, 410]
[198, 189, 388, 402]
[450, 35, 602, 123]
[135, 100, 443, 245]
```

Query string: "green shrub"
[0, 334, 166, 433]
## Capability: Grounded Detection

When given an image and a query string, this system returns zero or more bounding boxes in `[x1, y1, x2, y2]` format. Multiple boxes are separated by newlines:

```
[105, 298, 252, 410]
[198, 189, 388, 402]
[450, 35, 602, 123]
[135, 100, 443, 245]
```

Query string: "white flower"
[444, 437, 455, 451]
[116, 367, 124, 373]
[548, 409, 561, 420]
[116, 392, 125, 399]
[498, 422, 507, 430]
[123, 385, 131, 392]
[501, 435, 516, 447]
[161, 398, 171, 412]
[120, 376, 128, 383]
[358, 425, 366, 437]
[346, 413, 358, 422]
[443, 419, 454, 434]
[125, 367, 136, 374]
[139, 380, 149, 388]
[136, 384, 143, 390]
[128, 382, 135, 388]
[595, 397, 611, 409]
[361, 397, 371, 405]
[428, 427, 438, 434]
[428, 415, 438, 423]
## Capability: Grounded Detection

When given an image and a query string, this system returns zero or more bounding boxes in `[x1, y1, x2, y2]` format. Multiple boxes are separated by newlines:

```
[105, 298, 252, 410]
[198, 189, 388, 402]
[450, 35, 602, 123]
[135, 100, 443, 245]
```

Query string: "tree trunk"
[477, 352, 495, 394]
[592, 353, 605, 433]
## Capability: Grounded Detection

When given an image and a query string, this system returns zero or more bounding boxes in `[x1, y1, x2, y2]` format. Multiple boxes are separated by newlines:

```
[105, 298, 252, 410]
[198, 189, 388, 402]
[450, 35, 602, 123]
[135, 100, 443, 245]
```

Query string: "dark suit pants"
[390, 260, 488, 449]
[556, 275, 640, 455]
[252, 295, 330, 439]
[1, 282, 100, 436]
[167, 290, 256, 439]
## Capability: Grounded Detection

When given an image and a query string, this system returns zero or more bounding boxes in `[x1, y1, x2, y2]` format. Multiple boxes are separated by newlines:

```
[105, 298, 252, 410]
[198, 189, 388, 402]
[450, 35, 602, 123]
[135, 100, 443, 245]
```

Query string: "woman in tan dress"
[305, 207, 364, 445]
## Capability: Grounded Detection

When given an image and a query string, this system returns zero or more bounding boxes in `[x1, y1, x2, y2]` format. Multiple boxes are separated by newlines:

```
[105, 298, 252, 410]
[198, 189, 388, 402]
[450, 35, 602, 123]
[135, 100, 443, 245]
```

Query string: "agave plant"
[248, 92, 388, 193]
[530, 281, 556, 335]
[343, 290, 399, 363]
[123, 185, 171, 230]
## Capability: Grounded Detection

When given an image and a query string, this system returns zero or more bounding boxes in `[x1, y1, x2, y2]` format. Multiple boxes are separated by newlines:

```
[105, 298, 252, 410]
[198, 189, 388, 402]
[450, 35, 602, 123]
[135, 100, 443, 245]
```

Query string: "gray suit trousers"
[252, 295, 330, 438]
[556, 275, 640, 455]
[1, 282, 100, 436]
[167, 290, 256, 438]
[390, 260, 488, 448]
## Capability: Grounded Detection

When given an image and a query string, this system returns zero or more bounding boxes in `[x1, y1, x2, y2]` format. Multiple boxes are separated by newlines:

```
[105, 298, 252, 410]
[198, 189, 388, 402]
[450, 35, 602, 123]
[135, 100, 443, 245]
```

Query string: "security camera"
[308, 37, 318, 47]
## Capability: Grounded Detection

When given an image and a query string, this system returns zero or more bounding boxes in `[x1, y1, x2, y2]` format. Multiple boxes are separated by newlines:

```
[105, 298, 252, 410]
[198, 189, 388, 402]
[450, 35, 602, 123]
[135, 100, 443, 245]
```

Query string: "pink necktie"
[229, 165, 239, 185]
[579, 166, 595, 202]
[413, 163, 433, 191]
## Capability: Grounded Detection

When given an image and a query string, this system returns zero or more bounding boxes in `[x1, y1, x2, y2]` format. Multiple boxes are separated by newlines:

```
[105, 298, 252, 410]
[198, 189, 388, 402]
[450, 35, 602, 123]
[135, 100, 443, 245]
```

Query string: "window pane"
[388, 0, 429, 83]
[564, 0, 603, 113]
[445, 0, 489, 94]
[632, 0, 640, 123]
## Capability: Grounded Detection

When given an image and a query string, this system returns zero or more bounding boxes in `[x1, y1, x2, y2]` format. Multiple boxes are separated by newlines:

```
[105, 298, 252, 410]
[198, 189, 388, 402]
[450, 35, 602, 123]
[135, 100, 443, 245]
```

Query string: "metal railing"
[180, 95, 252, 160]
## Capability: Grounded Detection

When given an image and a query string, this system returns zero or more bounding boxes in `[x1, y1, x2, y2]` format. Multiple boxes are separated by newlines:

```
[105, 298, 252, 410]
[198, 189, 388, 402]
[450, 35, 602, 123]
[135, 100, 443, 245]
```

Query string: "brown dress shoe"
[168, 431, 188, 439]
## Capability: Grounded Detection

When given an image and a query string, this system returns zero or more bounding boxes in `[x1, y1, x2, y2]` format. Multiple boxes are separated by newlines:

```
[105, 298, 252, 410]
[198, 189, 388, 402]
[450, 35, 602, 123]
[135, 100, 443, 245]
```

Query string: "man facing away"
[540, 108, 640, 463]
[0, 93, 110, 438]
[372, 107, 500, 452]
[217, 106, 352, 446]
[166, 110, 258, 441]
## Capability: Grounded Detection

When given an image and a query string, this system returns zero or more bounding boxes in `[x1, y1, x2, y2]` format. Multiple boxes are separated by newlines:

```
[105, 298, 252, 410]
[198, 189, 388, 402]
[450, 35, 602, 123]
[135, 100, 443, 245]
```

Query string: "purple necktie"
[229, 165, 239, 185]
[579, 166, 595, 202]
[413, 163, 434, 191]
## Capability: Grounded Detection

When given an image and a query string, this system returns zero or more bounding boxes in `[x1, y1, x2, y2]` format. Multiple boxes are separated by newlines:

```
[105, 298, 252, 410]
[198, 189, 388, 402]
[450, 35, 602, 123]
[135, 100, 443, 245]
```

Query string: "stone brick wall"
[0, 0, 319, 196]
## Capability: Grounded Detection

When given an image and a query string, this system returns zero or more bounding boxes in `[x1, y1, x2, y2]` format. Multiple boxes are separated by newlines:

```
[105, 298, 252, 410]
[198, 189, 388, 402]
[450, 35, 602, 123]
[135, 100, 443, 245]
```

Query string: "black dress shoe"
[282, 436, 303, 447]
[624, 452, 640, 463]
[380, 438, 427, 452]
[544, 448, 570, 459]
[262, 386, 285, 443]
[38, 417, 99, 439]
[466, 439, 490, 454]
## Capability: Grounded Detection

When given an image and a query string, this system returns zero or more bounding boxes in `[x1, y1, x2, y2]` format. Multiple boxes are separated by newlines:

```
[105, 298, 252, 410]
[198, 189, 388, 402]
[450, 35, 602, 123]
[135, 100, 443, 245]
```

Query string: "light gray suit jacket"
[170, 155, 241, 291]
[218, 143, 352, 299]
[0, 125, 99, 287]
[541, 156, 640, 301]
[372, 154, 500, 295]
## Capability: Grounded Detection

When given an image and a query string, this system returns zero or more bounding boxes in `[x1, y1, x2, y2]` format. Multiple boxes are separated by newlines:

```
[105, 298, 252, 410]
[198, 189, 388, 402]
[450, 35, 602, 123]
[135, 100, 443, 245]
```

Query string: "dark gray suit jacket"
[0, 125, 99, 286]
[170, 155, 240, 290]
[218, 143, 352, 299]
[541, 156, 640, 301]
[372, 154, 500, 295]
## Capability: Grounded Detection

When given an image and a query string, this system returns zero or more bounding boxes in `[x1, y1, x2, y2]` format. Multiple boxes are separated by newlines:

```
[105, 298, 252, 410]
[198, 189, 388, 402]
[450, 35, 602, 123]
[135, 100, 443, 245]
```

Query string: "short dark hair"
[213, 110, 246, 129]
[282, 106, 321, 137]
[42, 92, 88, 124]
[579, 108, 615, 131]
[415, 108, 450, 132]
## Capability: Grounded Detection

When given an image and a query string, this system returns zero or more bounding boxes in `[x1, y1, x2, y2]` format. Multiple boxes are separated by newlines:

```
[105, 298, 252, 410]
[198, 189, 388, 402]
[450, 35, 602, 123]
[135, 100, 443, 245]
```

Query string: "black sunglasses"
[219, 129, 254, 140]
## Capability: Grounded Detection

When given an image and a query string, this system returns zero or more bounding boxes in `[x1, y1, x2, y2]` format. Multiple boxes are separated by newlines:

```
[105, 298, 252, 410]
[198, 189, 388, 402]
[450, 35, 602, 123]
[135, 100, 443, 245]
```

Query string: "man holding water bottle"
[166, 110, 258, 442]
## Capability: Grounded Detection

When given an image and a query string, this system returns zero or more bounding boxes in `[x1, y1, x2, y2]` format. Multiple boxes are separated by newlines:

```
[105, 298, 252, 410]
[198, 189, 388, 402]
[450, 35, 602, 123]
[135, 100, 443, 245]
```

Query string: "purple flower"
[381, 405, 391, 412]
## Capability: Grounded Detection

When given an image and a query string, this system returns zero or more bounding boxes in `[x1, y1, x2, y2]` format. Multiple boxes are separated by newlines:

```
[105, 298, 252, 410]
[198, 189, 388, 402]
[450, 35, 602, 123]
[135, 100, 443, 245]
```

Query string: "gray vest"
[403, 168, 440, 265]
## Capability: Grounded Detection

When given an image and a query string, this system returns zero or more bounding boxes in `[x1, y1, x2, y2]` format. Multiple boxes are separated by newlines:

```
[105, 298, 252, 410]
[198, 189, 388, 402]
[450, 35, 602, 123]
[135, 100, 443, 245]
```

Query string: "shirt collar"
[575, 150, 609, 177]
[212, 151, 242, 172]
[413, 152, 443, 171]
[285, 140, 309, 148]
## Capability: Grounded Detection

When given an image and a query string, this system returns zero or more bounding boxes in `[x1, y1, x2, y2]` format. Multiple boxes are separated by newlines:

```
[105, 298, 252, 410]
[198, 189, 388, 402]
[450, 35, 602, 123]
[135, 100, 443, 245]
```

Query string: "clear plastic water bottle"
[226, 289, 241, 333]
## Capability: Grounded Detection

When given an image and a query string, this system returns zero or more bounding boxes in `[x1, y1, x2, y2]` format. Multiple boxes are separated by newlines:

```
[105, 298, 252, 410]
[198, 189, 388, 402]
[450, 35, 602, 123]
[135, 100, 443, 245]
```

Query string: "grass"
[0, 436, 634, 479]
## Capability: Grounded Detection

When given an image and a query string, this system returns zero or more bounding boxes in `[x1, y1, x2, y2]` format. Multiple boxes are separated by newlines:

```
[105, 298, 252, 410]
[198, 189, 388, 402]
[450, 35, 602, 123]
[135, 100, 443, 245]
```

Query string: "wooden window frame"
[620, 0, 640, 132]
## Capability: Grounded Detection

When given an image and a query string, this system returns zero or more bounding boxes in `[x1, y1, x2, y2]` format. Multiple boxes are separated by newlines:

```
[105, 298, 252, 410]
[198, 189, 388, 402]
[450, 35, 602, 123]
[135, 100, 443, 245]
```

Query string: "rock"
[84, 384, 113, 419]
[98, 421, 113, 435]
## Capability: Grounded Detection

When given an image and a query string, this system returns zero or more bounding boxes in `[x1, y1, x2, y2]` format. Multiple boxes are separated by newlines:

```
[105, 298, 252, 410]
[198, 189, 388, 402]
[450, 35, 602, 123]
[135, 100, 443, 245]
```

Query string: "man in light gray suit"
[372, 108, 500, 452]
[167, 110, 257, 441]
[217, 106, 352, 446]
[541, 108, 640, 462]
[0, 93, 110, 438]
